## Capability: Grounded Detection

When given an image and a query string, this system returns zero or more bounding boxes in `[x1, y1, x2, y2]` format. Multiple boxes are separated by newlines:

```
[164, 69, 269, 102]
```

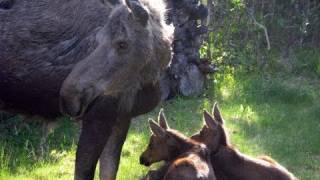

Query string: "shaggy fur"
[0, 0, 172, 118]
[0, 0, 110, 119]
[60, 0, 173, 117]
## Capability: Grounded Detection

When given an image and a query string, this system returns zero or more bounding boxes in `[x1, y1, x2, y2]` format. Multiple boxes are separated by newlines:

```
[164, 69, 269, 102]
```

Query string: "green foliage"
[203, 0, 320, 75]
[0, 117, 78, 179]
[293, 48, 320, 77]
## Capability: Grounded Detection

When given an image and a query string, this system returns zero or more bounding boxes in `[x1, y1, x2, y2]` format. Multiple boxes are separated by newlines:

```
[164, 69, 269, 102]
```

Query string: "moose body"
[0, 0, 110, 118]
[140, 110, 216, 180]
[0, 0, 172, 179]
[191, 104, 297, 180]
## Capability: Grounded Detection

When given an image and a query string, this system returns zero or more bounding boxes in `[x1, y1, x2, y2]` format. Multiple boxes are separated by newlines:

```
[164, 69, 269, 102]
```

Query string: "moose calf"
[140, 109, 216, 180]
[191, 103, 297, 180]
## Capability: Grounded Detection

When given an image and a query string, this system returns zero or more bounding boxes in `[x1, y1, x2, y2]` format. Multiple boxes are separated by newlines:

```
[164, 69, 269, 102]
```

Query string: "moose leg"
[39, 120, 57, 157]
[74, 97, 118, 180]
[98, 83, 162, 180]
[99, 116, 131, 180]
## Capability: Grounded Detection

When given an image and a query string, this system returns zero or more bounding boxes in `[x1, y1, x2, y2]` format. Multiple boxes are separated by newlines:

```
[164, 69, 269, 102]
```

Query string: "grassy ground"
[0, 69, 319, 180]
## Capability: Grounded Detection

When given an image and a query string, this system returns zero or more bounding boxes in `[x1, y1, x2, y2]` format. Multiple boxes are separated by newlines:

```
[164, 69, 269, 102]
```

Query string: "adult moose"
[0, 0, 173, 179]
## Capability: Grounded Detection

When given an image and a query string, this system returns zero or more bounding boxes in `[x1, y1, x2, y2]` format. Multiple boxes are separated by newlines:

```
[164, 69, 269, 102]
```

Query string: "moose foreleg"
[99, 116, 131, 180]
[98, 83, 162, 180]
[74, 97, 118, 180]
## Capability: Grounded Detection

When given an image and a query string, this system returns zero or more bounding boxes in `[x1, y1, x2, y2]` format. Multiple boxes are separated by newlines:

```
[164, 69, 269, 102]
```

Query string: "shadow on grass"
[0, 116, 79, 175]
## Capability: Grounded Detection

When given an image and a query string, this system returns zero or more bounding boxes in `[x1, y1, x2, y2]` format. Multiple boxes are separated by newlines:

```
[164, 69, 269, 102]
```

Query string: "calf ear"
[203, 110, 219, 129]
[158, 108, 169, 129]
[126, 0, 149, 26]
[149, 119, 166, 138]
[212, 102, 224, 124]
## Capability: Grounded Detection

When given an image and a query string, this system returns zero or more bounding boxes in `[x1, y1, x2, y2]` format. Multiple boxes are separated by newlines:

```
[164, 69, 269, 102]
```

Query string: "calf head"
[60, 0, 172, 117]
[191, 103, 229, 153]
[140, 109, 176, 166]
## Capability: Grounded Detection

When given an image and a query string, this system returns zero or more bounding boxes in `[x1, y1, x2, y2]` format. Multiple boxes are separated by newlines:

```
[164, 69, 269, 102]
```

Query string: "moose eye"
[116, 41, 128, 50]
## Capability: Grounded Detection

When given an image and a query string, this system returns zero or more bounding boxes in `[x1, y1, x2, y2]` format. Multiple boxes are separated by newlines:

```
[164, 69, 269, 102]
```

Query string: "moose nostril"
[140, 157, 150, 166]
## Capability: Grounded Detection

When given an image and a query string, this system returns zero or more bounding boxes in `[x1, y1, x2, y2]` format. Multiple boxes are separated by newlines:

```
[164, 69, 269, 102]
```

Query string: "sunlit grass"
[0, 70, 319, 180]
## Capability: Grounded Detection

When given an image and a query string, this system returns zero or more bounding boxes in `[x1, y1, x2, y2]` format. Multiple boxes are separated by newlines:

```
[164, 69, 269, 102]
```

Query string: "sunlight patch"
[232, 104, 258, 124]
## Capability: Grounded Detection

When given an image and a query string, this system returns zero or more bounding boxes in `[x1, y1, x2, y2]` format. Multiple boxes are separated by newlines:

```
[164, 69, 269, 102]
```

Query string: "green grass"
[1, 69, 319, 180]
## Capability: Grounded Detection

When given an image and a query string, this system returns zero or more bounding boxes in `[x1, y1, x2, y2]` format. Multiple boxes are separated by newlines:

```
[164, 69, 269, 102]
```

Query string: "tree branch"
[247, 9, 271, 50]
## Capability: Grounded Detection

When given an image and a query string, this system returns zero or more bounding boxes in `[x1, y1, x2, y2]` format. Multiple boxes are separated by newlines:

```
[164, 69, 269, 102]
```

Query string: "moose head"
[59, 0, 172, 117]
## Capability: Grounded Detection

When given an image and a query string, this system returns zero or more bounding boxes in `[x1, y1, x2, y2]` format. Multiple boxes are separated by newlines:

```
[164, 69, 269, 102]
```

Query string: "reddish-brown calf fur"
[191, 103, 297, 180]
[163, 147, 216, 180]
[140, 109, 216, 180]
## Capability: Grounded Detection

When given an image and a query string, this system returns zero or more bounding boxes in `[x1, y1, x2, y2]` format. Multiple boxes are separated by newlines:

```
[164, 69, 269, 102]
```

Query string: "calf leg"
[74, 97, 118, 180]
[99, 116, 131, 180]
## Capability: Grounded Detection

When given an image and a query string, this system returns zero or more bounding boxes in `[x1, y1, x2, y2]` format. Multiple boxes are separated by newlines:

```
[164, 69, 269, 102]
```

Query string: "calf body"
[212, 146, 296, 180]
[191, 103, 297, 180]
[140, 110, 216, 180]
[164, 149, 216, 180]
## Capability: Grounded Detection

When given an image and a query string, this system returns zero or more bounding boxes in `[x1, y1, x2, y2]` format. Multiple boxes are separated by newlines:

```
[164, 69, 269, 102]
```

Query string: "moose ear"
[158, 108, 169, 129]
[212, 103, 224, 124]
[203, 110, 219, 129]
[125, 0, 149, 26]
[149, 119, 166, 138]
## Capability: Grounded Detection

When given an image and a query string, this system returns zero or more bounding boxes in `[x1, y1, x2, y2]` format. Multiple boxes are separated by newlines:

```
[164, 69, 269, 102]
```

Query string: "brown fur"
[191, 103, 297, 180]
[140, 110, 216, 180]
[259, 156, 278, 165]
[164, 149, 216, 180]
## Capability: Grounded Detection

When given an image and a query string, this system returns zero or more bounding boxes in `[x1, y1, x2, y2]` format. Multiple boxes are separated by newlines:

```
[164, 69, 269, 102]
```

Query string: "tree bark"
[160, 0, 216, 100]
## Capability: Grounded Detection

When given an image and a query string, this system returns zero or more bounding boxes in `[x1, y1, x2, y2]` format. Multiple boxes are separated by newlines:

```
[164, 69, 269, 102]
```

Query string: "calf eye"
[117, 41, 128, 50]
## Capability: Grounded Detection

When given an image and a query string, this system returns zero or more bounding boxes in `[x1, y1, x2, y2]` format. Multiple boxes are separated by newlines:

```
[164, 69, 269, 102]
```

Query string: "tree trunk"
[160, 0, 216, 100]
